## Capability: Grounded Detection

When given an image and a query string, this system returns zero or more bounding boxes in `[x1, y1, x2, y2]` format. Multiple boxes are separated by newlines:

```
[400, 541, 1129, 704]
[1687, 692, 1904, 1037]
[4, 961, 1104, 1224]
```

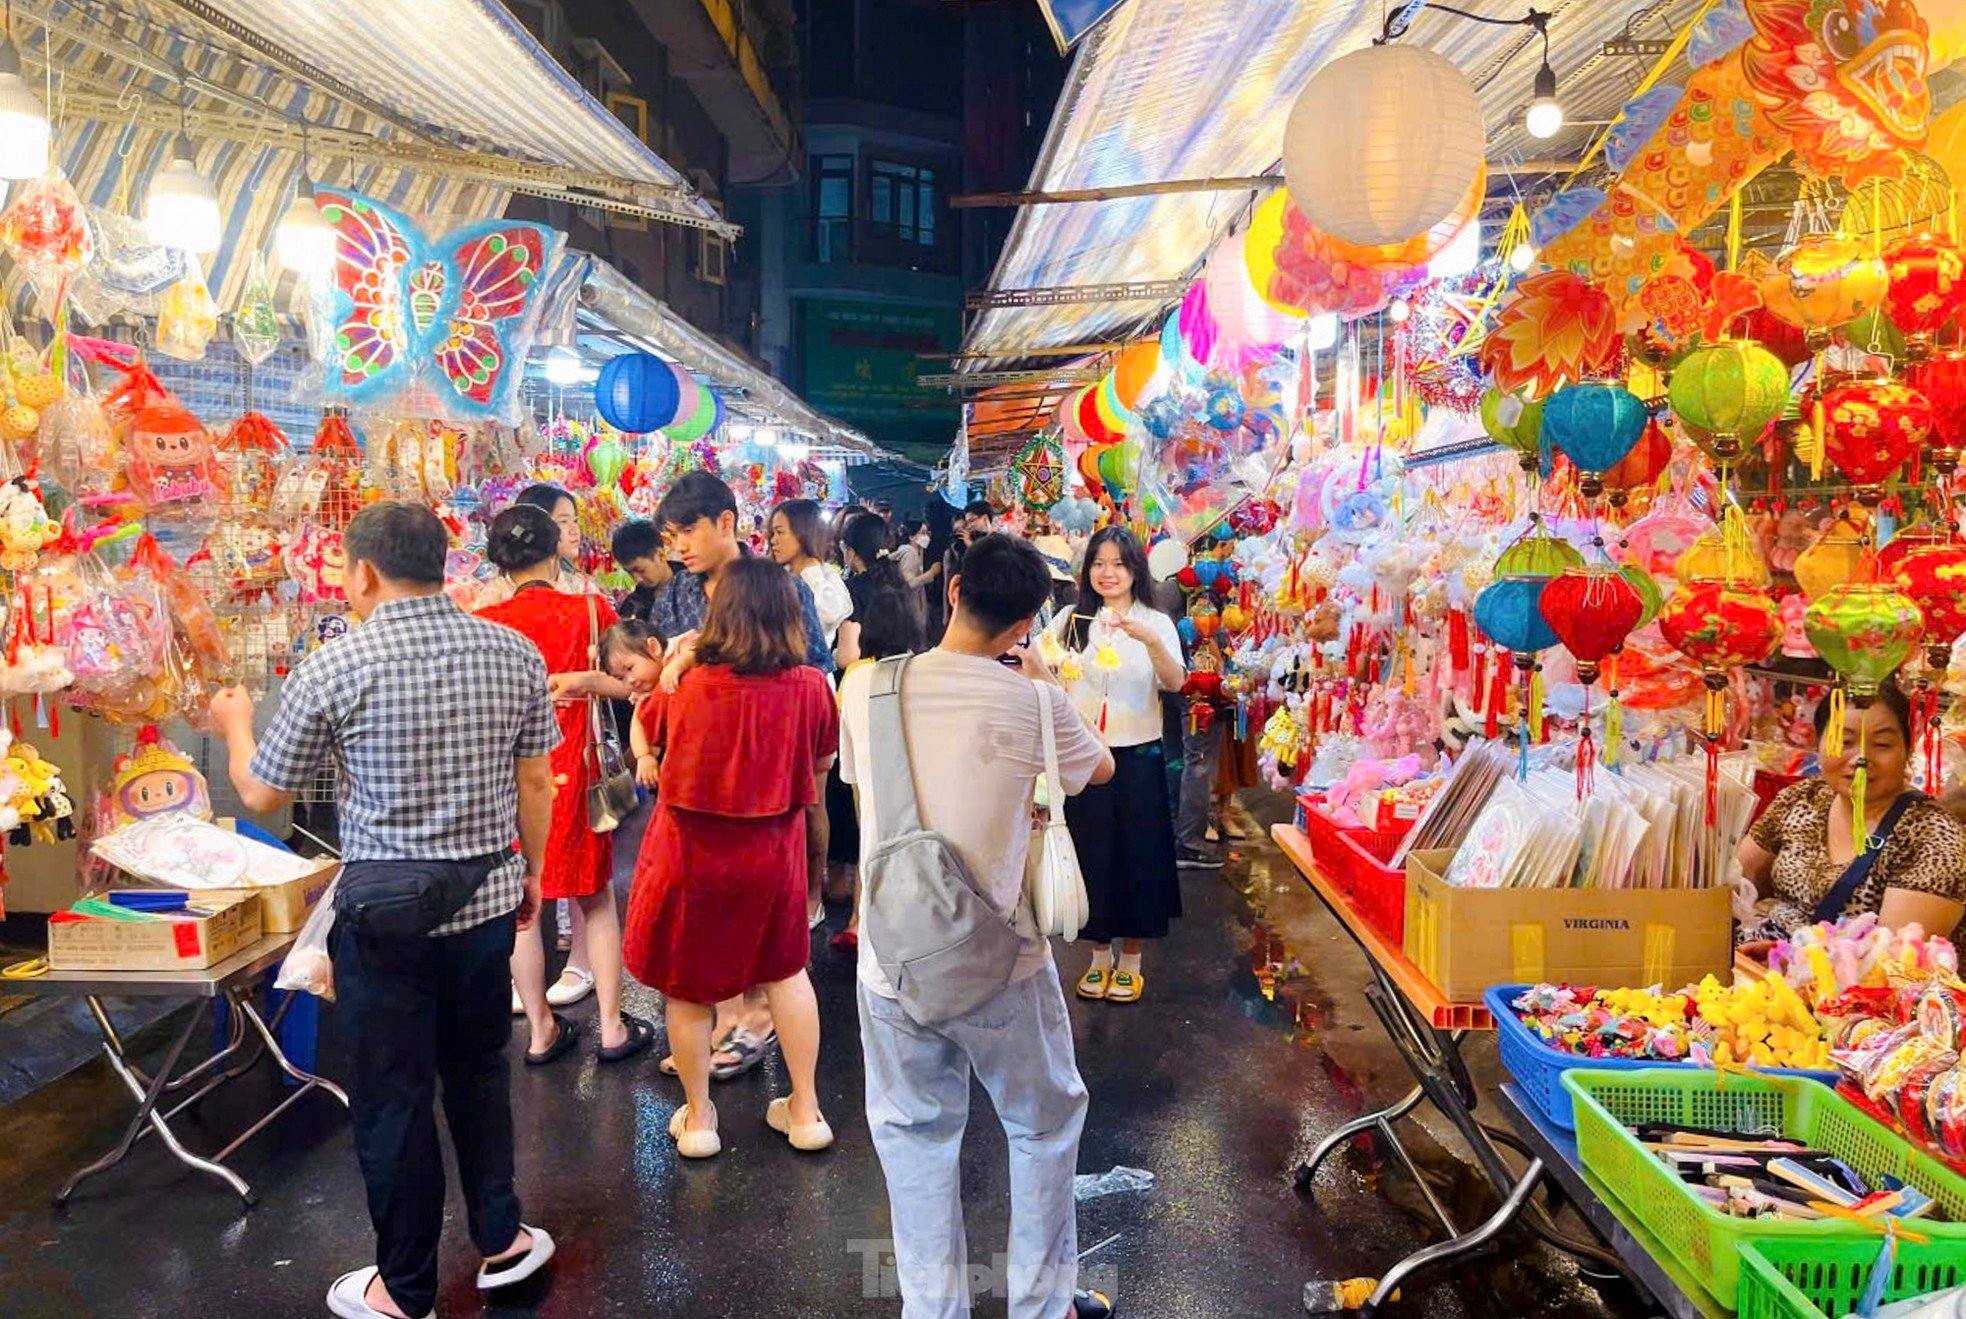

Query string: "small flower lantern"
[1668, 339, 1791, 466]
[1804, 583, 1925, 849]
[1907, 350, 1966, 474]
[1818, 376, 1934, 503]
[1540, 383, 1649, 499]
[1881, 233, 1966, 360]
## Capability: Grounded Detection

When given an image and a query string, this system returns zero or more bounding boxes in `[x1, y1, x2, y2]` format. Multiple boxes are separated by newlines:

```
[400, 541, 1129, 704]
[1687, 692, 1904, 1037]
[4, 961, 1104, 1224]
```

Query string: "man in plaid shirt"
[210, 502, 562, 1319]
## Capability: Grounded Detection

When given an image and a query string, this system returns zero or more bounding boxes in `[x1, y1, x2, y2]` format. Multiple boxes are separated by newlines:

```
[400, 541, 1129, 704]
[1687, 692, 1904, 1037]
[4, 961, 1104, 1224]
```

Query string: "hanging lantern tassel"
[1822, 686, 1848, 758]
[1852, 721, 1872, 859]
[1516, 656, 1536, 781]
[1703, 674, 1727, 827]
[1809, 386, 1827, 482]
[1604, 652, 1624, 769]
[1576, 691, 1596, 800]
[1529, 663, 1545, 744]
[1925, 686, 1944, 794]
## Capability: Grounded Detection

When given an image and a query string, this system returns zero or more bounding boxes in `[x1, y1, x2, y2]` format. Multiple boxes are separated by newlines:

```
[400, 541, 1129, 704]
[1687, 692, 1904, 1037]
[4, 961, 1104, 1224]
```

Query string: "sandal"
[524, 1014, 581, 1066]
[710, 1027, 776, 1081]
[1076, 967, 1111, 1001]
[1106, 970, 1144, 1004]
[668, 1101, 720, 1159]
[660, 1023, 736, 1077]
[598, 1013, 655, 1064]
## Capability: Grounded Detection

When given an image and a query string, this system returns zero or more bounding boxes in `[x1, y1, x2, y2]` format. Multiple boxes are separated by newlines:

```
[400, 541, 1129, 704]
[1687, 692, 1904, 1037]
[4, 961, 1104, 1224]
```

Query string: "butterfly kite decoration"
[315, 189, 566, 422]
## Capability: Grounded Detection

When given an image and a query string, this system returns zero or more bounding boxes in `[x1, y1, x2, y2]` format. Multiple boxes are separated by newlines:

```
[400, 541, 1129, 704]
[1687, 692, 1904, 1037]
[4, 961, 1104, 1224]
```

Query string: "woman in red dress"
[477, 505, 654, 1066]
[603, 558, 838, 1159]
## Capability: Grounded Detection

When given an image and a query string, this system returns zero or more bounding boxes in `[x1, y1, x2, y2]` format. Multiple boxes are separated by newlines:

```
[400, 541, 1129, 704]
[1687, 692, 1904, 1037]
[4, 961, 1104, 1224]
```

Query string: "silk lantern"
[1807, 584, 1922, 699]
[1659, 579, 1781, 738]
[1479, 386, 1546, 473]
[1539, 567, 1644, 685]
[1281, 43, 1484, 249]
[1890, 541, 1966, 669]
[1668, 338, 1791, 465]
[1495, 532, 1583, 578]
[1908, 349, 1966, 473]
[1818, 376, 1934, 501]
[1793, 514, 1872, 601]
[1757, 235, 1889, 347]
[595, 353, 681, 435]
[1881, 233, 1966, 359]
[1602, 419, 1672, 508]
[1540, 383, 1648, 498]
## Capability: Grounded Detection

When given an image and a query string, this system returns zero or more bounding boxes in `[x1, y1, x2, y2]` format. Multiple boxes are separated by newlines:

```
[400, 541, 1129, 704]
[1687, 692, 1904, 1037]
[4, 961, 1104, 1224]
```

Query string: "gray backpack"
[862, 654, 1039, 1025]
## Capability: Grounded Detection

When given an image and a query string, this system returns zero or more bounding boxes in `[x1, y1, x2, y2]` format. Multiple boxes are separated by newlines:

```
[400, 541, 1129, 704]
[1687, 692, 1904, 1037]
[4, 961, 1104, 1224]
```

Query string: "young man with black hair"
[939, 498, 999, 597]
[838, 533, 1118, 1319]
[608, 518, 677, 625]
[208, 502, 560, 1319]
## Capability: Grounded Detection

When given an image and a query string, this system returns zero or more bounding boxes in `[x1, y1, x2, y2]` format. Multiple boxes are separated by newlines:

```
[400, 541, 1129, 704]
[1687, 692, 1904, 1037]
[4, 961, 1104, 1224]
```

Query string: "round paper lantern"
[1658, 581, 1782, 680]
[1282, 43, 1484, 249]
[1881, 233, 1966, 358]
[667, 382, 721, 443]
[1262, 199, 1390, 317]
[1793, 515, 1871, 601]
[1889, 541, 1966, 669]
[1805, 584, 1924, 699]
[1757, 235, 1889, 347]
[1602, 419, 1673, 507]
[1479, 386, 1546, 472]
[670, 362, 702, 424]
[1668, 338, 1791, 465]
[1539, 567, 1644, 683]
[1819, 375, 1934, 499]
[1205, 231, 1303, 355]
[1112, 340, 1161, 410]
[594, 353, 681, 434]
[1908, 349, 1966, 473]
[1326, 168, 1486, 274]
[1077, 442, 1109, 490]
[1540, 383, 1649, 498]
[1078, 384, 1122, 446]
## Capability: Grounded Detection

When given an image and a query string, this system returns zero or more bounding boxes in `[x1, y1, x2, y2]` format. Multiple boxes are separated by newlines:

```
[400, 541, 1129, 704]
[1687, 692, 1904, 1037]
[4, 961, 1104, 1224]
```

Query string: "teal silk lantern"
[1475, 577, 1558, 655]
[1540, 382, 1648, 498]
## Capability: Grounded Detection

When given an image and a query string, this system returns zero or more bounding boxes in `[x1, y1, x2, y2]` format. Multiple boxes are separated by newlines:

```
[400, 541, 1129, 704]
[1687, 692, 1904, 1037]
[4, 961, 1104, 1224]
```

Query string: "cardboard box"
[48, 893, 263, 972]
[205, 861, 338, 935]
[1401, 849, 1735, 1002]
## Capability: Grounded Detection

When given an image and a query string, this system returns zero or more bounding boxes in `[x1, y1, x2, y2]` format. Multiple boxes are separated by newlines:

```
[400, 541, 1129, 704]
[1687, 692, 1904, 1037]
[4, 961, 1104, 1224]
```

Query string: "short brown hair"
[695, 556, 807, 676]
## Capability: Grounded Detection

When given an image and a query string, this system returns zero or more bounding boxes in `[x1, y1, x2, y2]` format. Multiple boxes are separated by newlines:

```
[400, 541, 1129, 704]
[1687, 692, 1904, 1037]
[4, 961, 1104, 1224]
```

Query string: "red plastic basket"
[1297, 796, 1411, 892]
[1332, 829, 1406, 943]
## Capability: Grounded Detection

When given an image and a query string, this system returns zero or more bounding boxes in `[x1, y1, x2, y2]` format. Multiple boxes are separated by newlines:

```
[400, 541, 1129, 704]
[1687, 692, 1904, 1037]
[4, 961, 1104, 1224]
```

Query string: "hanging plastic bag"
[125, 396, 223, 516]
[131, 533, 229, 678]
[232, 252, 281, 366]
[68, 206, 187, 326]
[63, 537, 169, 709]
[0, 170, 94, 316]
[0, 477, 60, 570]
[154, 256, 218, 362]
[214, 411, 292, 518]
[273, 412, 365, 531]
[275, 875, 339, 1000]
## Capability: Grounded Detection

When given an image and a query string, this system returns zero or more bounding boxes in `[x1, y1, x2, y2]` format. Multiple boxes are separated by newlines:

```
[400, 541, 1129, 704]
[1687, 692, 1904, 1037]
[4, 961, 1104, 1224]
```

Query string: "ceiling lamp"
[275, 174, 336, 277]
[1526, 58, 1564, 139]
[0, 27, 50, 181]
[146, 83, 221, 254]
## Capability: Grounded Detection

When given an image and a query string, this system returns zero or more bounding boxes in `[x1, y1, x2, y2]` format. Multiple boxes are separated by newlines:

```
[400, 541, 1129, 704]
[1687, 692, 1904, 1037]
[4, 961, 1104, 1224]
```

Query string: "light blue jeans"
[858, 971, 1089, 1319]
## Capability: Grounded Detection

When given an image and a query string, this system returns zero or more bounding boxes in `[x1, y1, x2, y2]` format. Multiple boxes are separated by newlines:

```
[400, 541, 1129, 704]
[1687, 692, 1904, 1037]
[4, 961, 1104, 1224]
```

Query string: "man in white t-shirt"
[839, 534, 1115, 1319]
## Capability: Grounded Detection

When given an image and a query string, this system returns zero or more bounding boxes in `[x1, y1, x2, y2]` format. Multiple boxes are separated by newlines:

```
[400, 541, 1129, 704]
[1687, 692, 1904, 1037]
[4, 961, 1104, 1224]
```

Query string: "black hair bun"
[487, 503, 561, 571]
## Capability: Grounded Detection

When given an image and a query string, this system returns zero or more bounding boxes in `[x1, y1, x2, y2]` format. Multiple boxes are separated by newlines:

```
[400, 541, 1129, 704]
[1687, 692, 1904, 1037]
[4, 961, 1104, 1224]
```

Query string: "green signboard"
[800, 299, 961, 452]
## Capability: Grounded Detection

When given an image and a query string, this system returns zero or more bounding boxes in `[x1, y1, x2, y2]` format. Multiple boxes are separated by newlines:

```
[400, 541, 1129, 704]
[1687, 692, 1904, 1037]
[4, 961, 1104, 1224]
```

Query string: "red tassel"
[1576, 727, 1595, 800]
[1704, 736, 1720, 828]
[1449, 608, 1470, 675]
[1098, 698, 1108, 735]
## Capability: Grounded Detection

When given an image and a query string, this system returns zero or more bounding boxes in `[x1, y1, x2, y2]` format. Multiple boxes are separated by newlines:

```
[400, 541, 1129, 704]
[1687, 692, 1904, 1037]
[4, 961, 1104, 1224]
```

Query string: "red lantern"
[1818, 376, 1935, 500]
[1601, 419, 1672, 508]
[1659, 581, 1782, 680]
[1908, 349, 1966, 475]
[1880, 518, 1956, 575]
[1890, 541, 1966, 669]
[1735, 304, 1813, 368]
[1882, 233, 1966, 359]
[1538, 568, 1644, 684]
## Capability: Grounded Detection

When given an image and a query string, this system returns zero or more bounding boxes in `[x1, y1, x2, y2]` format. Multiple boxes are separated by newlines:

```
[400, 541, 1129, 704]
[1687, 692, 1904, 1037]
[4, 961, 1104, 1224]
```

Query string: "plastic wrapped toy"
[0, 478, 59, 571]
[153, 258, 217, 361]
[125, 397, 222, 515]
[0, 171, 93, 312]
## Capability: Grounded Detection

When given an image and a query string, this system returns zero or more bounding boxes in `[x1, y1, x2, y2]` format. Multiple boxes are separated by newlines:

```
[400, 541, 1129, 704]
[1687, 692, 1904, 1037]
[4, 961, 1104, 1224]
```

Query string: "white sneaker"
[326, 1267, 432, 1319]
[766, 1096, 835, 1151]
[545, 967, 594, 1008]
[478, 1224, 556, 1290]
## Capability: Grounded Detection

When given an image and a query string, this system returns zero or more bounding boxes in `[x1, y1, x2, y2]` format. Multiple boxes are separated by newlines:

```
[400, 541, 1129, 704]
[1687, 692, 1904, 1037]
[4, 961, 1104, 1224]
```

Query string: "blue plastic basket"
[1484, 984, 1840, 1132]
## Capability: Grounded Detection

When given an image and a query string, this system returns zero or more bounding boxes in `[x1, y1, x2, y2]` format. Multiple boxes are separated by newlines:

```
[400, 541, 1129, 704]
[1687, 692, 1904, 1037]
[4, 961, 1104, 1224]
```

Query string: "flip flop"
[710, 1027, 776, 1081]
[660, 1023, 737, 1077]
[598, 1013, 656, 1064]
[524, 1014, 581, 1066]
[478, 1224, 556, 1290]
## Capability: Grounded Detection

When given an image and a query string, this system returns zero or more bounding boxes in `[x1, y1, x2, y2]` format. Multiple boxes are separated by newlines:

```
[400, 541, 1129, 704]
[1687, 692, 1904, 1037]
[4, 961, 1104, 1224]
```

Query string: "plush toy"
[0, 479, 59, 570]
[126, 400, 223, 513]
[287, 524, 347, 603]
[1769, 913, 1959, 1001]
[100, 725, 211, 833]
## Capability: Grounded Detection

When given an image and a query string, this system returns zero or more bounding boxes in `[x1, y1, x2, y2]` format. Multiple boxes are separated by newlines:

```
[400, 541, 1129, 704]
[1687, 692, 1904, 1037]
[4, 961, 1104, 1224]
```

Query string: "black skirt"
[825, 761, 860, 865]
[1065, 742, 1182, 943]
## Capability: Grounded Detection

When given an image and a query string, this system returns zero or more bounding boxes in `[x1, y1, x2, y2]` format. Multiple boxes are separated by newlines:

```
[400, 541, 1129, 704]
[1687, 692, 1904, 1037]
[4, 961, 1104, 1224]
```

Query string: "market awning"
[960, 0, 1713, 372]
[7, 0, 729, 313]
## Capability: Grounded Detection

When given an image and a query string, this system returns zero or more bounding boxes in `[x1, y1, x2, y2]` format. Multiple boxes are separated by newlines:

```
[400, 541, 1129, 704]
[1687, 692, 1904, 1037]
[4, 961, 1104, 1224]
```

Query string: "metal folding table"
[8, 932, 348, 1207]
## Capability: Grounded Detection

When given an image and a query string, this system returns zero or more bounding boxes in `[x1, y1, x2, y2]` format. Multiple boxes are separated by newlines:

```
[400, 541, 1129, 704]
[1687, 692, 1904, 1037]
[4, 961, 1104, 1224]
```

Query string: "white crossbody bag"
[1025, 682, 1088, 942]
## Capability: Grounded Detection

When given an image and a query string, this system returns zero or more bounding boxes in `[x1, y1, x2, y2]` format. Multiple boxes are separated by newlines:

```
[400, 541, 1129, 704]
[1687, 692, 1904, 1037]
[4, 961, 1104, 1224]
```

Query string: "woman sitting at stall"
[1737, 683, 1966, 944]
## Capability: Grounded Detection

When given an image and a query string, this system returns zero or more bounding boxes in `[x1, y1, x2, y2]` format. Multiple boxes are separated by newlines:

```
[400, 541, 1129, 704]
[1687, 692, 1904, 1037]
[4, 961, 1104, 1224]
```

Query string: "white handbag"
[1026, 682, 1088, 942]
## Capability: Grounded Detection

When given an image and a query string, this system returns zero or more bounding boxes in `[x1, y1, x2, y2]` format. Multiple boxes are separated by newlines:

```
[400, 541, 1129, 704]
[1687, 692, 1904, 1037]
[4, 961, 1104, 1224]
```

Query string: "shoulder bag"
[1808, 791, 1924, 924]
[1025, 681, 1088, 941]
[585, 593, 638, 833]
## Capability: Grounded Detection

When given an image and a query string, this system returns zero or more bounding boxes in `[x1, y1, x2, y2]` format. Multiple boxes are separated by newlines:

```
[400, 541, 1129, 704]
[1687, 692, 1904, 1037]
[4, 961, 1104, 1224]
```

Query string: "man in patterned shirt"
[209, 502, 562, 1319]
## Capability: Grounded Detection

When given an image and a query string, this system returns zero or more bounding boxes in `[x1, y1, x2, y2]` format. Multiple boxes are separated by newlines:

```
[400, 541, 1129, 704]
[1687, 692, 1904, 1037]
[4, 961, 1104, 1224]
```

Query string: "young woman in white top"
[1044, 526, 1187, 1004]
[768, 498, 852, 646]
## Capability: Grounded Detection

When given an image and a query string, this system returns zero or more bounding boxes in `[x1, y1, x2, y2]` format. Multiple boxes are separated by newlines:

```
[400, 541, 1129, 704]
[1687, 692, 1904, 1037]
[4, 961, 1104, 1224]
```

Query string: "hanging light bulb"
[1309, 313, 1339, 351]
[145, 133, 222, 253]
[1509, 241, 1537, 273]
[1428, 214, 1483, 280]
[0, 30, 51, 181]
[1388, 298, 1411, 324]
[1525, 61, 1563, 139]
[275, 174, 337, 277]
[544, 348, 584, 387]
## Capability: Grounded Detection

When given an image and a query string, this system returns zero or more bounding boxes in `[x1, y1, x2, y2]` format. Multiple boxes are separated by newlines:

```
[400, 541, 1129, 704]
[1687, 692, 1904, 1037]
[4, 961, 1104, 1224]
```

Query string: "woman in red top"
[477, 505, 654, 1066]
[604, 558, 838, 1159]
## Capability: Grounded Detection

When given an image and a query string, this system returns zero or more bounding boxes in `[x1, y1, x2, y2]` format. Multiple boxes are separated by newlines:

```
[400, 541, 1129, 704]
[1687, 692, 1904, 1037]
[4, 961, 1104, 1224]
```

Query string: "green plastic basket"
[1562, 1069, 1966, 1308]
[1737, 1238, 1966, 1319]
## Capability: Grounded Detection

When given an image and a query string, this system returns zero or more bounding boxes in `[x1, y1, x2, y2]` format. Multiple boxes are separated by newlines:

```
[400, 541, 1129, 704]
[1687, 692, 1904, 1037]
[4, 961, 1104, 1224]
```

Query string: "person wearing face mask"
[1737, 682, 1966, 946]
[894, 515, 937, 596]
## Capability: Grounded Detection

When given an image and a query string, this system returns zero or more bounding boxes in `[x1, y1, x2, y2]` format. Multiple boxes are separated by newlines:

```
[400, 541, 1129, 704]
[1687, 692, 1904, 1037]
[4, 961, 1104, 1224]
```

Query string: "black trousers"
[330, 910, 522, 1316]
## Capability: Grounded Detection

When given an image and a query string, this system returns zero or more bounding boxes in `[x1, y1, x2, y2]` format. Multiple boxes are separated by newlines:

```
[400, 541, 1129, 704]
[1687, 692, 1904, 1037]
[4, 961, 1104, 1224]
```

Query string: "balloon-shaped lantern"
[1539, 566, 1644, 685]
[1890, 540, 1966, 671]
[1540, 383, 1648, 499]
[1881, 233, 1966, 360]
[1908, 350, 1966, 475]
[595, 353, 681, 434]
[1805, 582, 1925, 848]
[1756, 235, 1889, 348]
[1601, 419, 1672, 508]
[1659, 580, 1782, 779]
[1668, 339, 1791, 466]
[1792, 514, 1871, 602]
[1479, 386, 1546, 473]
[1818, 376, 1934, 503]
[1474, 529, 1579, 751]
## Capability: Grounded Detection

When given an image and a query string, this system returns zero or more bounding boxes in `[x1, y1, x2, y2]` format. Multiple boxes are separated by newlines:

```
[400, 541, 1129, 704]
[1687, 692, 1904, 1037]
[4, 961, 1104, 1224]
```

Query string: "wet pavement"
[0, 797, 1653, 1319]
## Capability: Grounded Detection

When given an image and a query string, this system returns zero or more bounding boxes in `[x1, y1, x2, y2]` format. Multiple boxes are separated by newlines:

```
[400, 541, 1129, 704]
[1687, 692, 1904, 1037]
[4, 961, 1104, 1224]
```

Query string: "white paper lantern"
[1282, 44, 1485, 249]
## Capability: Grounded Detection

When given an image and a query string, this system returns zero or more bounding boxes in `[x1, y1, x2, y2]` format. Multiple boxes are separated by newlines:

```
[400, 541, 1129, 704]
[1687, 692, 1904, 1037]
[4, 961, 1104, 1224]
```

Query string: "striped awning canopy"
[4, 0, 726, 315]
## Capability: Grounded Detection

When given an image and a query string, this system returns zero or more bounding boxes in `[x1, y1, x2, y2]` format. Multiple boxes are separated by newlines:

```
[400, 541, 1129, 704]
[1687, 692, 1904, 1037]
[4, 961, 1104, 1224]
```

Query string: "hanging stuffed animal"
[0, 479, 59, 571]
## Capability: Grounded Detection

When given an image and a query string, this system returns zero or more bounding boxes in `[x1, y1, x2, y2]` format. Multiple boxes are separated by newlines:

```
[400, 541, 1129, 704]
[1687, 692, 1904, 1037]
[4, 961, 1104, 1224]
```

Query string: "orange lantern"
[1755, 235, 1889, 349]
[1601, 418, 1673, 508]
[1111, 340, 1161, 411]
[1792, 514, 1872, 601]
